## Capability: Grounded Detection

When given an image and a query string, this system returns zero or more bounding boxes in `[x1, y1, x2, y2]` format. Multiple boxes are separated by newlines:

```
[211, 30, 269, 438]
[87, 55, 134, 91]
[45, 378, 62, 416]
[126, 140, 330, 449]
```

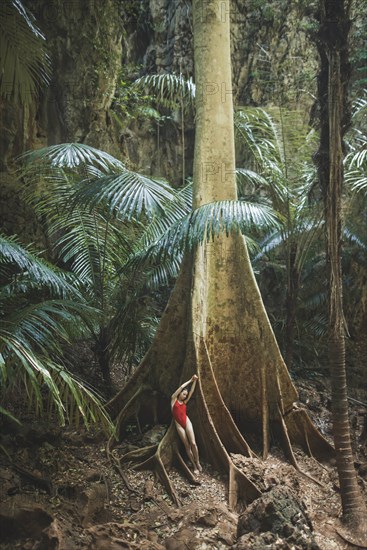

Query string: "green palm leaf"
[19, 143, 124, 172]
[73, 172, 176, 221]
[0, 333, 113, 431]
[2, 300, 97, 353]
[0, 234, 81, 298]
[345, 132, 367, 194]
[133, 72, 195, 110]
[0, 0, 51, 105]
[0, 233, 112, 432]
[138, 183, 192, 246]
[129, 199, 278, 272]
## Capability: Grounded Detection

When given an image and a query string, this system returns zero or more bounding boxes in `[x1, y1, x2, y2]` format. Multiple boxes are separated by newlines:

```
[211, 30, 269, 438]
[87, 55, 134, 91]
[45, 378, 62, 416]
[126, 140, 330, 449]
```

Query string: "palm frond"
[142, 256, 183, 289]
[21, 168, 134, 293]
[19, 143, 124, 172]
[138, 183, 192, 247]
[345, 167, 367, 194]
[0, 0, 51, 105]
[133, 72, 195, 111]
[344, 226, 367, 250]
[0, 333, 113, 432]
[253, 230, 285, 262]
[129, 199, 279, 271]
[50, 209, 128, 285]
[72, 172, 176, 221]
[235, 108, 284, 164]
[2, 300, 98, 354]
[351, 91, 367, 119]
[0, 405, 22, 425]
[236, 168, 269, 195]
[0, 234, 81, 298]
[303, 312, 328, 337]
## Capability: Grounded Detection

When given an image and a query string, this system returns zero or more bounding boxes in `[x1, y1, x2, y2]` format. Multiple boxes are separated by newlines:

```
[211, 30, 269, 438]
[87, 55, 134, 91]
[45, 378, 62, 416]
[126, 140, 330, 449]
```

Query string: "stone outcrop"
[1, 0, 318, 237]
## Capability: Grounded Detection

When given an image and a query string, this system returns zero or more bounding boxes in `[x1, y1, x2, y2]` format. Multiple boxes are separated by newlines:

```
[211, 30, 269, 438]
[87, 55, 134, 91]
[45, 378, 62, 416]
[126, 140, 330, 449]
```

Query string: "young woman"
[171, 374, 202, 475]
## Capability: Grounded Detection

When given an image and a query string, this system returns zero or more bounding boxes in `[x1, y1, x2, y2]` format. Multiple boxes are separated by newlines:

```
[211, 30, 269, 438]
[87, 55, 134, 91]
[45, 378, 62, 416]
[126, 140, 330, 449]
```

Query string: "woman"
[171, 374, 202, 474]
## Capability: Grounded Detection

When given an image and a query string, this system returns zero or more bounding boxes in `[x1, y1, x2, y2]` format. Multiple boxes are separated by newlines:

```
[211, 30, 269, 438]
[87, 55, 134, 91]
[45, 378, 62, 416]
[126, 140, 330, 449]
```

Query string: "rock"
[140, 425, 167, 446]
[194, 509, 218, 527]
[0, 500, 53, 542]
[165, 527, 198, 550]
[216, 519, 236, 545]
[236, 486, 320, 549]
[40, 518, 71, 550]
[79, 482, 108, 527]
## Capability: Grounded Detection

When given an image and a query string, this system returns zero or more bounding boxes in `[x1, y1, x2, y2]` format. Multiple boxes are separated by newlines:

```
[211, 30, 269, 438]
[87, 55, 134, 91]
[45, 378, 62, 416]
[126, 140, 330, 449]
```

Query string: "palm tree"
[343, 92, 367, 443]
[234, 107, 324, 369]
[0, 234, 112, 430]
[19, 141, 280, 387]
[345, 92, 367, 195]
[19, 143, 179, 385]
[316, 0, 367, 529]
[132, 72, 195, 185]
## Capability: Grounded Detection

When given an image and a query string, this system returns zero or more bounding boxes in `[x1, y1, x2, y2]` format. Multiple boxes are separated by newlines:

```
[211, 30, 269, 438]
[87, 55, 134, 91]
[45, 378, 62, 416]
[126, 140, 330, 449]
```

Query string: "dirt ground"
[1, 374, 366, 549]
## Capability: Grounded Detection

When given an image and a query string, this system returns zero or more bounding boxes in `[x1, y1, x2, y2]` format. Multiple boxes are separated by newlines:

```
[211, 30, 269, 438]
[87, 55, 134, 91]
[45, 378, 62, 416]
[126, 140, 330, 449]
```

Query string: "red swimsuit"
[172, 400, 187, 428]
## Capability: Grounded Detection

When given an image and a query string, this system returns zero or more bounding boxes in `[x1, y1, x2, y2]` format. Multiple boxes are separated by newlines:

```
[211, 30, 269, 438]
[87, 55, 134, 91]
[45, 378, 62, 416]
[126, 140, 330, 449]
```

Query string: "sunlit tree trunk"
[107, 0, 331, 509]
[316, 0, 367, 529]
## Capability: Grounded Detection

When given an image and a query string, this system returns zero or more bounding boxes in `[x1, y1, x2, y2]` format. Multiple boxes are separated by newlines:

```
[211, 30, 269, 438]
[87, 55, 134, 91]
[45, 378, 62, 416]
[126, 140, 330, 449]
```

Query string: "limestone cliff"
[0, 0, 321, 236]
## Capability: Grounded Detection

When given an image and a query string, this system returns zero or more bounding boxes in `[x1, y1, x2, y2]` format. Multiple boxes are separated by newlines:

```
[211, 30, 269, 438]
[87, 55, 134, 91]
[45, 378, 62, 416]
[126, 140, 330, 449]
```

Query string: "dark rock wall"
[120, 0, 317, 182]
[0, 0, 123, 239]
[31, 0, 123, 150]
[1, 0, 318, 237]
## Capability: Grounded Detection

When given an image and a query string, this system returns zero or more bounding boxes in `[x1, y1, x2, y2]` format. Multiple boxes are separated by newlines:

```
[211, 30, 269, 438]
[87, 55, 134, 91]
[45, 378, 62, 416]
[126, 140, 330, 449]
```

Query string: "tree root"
[131, 424, 192, 506]
[119, 444, 158, 467]
[285, 407, 334, 461]
[108, 371, 331, 511]
[9, 460, 53, 495]
[106, 336, 333, 511]
[260, 358, 270, 459]
[112, 384, 151, 441]
[336, 526, 367, 548]
[107, 384, 333, 512]
[275, 404, 327, 488]
[199, 339, 255, 458]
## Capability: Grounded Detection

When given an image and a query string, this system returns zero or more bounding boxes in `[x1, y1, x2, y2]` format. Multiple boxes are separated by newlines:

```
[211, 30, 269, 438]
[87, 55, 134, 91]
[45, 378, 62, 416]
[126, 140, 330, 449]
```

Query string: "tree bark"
[107, 0, 332, 509]
[316, 0, 367, 529]
[96, 326, 112, 389]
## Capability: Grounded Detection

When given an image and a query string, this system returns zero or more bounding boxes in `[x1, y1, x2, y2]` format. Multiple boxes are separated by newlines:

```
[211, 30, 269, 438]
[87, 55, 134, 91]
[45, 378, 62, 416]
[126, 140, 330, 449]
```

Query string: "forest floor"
[1, 369, 366, 549]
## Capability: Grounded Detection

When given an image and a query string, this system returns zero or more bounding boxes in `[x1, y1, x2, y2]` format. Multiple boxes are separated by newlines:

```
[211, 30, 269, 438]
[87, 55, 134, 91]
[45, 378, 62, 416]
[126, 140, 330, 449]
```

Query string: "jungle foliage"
[0, 0, 366, 434]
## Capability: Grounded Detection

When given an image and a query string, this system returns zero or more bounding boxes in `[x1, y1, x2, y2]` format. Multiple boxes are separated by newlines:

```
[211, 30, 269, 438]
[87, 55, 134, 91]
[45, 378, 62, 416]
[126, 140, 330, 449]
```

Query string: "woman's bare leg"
[185, 418, 202, 472]
[175, 421, 197, 470]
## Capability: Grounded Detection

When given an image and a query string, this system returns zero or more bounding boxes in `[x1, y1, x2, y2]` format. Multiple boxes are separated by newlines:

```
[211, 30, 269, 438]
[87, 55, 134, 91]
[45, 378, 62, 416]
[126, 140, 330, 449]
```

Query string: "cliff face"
[31, 0, 122, 150]
[1, 0, 318, 236]
[123, 0, 317, 105]
[119, 0, 317, 182]
[0, 0, 122, 237]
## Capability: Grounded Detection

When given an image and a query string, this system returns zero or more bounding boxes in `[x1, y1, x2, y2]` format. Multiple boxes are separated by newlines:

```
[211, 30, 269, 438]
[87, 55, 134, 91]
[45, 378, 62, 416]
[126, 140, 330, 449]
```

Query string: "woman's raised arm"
[171, 375, 198, 401]
[185, 375, 198, 403]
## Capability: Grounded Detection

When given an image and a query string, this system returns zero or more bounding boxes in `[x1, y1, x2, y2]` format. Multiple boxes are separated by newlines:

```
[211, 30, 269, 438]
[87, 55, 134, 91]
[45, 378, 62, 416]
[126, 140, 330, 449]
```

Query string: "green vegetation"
[1, 0, 365, 444]
[2, 86, 366, 428]
[0, 0, 51, 105]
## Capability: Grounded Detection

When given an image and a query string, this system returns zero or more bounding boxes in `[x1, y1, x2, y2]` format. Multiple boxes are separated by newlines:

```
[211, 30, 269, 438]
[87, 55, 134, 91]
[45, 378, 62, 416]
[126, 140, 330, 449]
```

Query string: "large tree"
[107, 0, 330, 508]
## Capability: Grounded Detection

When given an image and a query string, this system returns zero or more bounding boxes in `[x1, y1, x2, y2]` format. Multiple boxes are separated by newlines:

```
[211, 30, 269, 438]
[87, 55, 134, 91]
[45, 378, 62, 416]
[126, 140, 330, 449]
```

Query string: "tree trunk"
[285, 243, 300, 369]
[107, 0, 331, 510]
[316, 0, 367, 530]
[96, 326, 112, 389]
